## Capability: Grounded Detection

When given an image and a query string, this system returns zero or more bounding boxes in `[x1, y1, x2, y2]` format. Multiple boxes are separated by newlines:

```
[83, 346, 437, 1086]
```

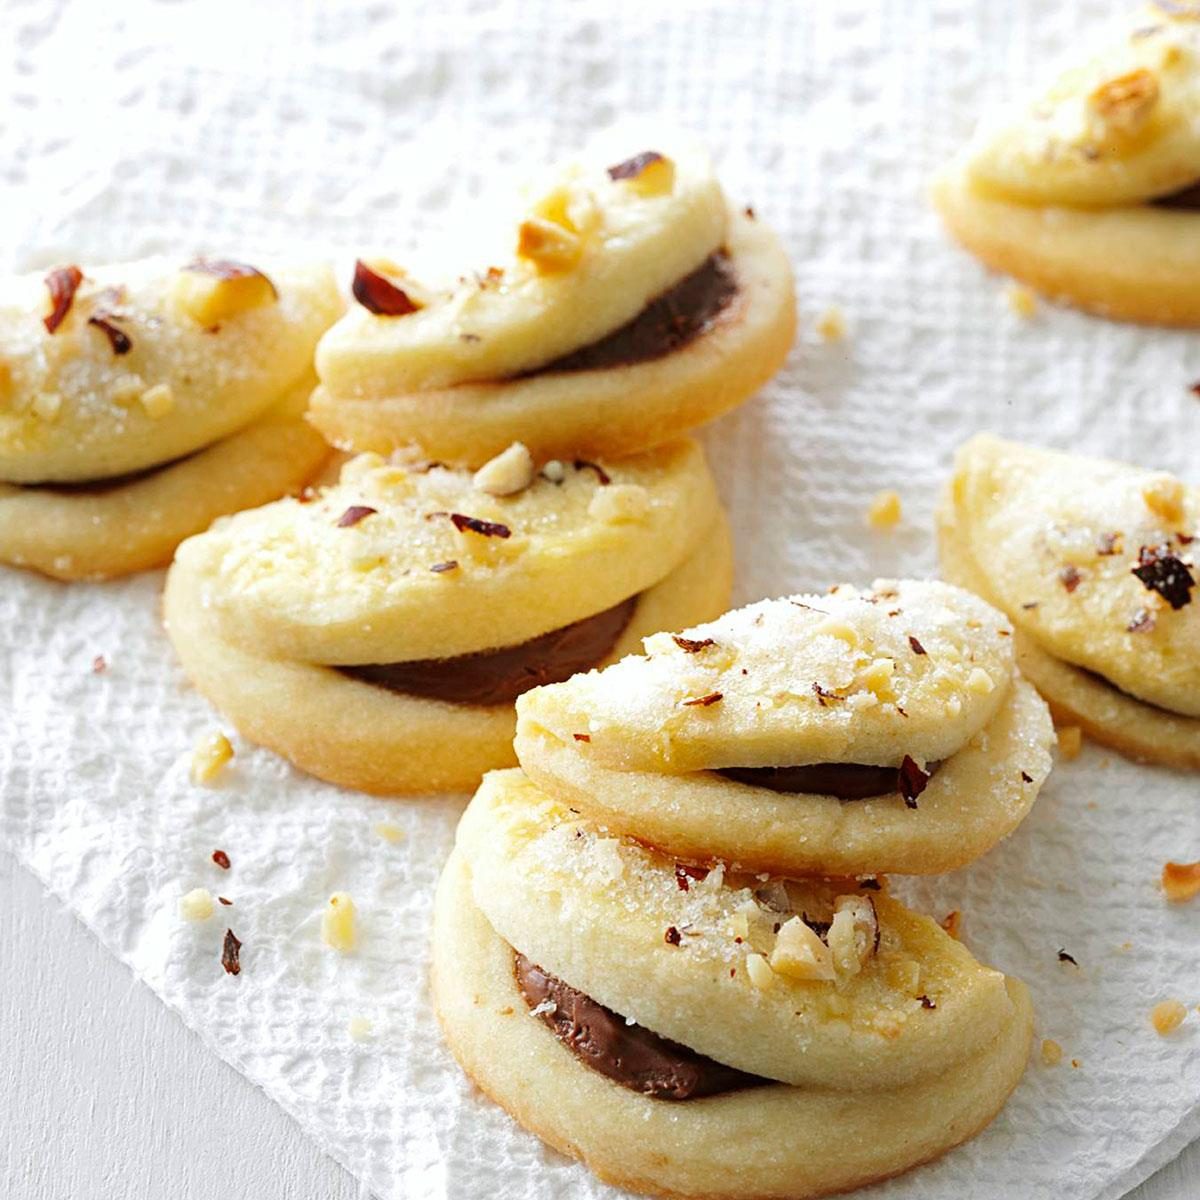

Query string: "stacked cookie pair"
[165, 139, 796, 793]
[434, 580, 1056, 1198]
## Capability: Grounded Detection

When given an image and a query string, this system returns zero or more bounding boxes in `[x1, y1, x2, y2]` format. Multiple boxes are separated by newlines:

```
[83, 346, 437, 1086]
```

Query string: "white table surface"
[0, 851, 1193, 1200]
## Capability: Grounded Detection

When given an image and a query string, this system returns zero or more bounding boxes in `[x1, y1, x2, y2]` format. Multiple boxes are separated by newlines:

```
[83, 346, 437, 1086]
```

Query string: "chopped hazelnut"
[190, 731, 234, 785]
[588, 483, 649, 524]
[1057, 725, 1083, 761]
[608, 151, 676, 196]
[769, 916, 836, 982]
[1088, 68, 1159, 137]
[814, 616, 859, 646]
[865, 490, 902, 530]
[941, 910, 962, 939]
[179, 887, 214, 922]
[541, 459, 566, 483]
[472, 442, 534, 497]
[173, 261, 277, 324]
[516, 216, 583, 272]
[1142, 475, 1187, 526]
[321, 892, 357, 953]
[827, 895, 878, 977]
[815, 305, 847, 342]
[1004, 283, 1038, 318]
[1151, 998, 1187, 1036]
[1162, 860, 1200, 902]
[139, 383, 175, 419]
[1040, 1038, 1064, 1066]
[967, 667, 995, 695]
[745, 952, 776, 990]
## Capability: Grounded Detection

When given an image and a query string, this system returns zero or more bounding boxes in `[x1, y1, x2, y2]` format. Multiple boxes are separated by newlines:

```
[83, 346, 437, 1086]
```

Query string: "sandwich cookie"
[934, 5, 1200, 325]
[165, 438, 731, 794]
[939, 433, 1200, 767]
[311, 139, 795, 466]
[515, 580, 1054, 876]
[0, 258, 341, 578]
[432, 770, 1034, 1200]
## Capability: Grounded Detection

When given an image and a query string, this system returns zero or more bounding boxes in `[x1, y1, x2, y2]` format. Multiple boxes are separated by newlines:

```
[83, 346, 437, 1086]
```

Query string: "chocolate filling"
[338, 594, 637, 707]
[717, 761, 939, 800]
[1078, 665, 1189, 717]
[514, 953, 770, 1100]
[527, 252, 738, 376]
[15, 449, 197, 494]
[1153, 181, 1200, 210]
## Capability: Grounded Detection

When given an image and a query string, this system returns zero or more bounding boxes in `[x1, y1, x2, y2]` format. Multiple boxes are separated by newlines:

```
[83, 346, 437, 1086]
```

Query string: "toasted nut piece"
[611, 152, 677, 197]
[541, 459, 566, 483]
[1088, 68, 1159, 138]
[814, 616, 859, 645]
[473, 442, 535, 497]
[865, 490, 901, 530]
[588, 483, 649, 524]
[744, 952, 776, 990]
[769, 916, 836, 982]
[827, 895, 879, 978]
[1163, 861, 1200, 902]
[139, 382, 175, 419]
[941, 910, 963, 939]
[190, 731, 234, 785]
[321, 892, 357, 953]
[1142, 475, 1187, 526]
[1151, 998, 1187, 1036]
[1057, 725, 1083, 761]
[1040, 1038, 1064, 1066]
[516, 216, 583, 272]
[179, 887, 214, 922]
[173, 263, 278, 325]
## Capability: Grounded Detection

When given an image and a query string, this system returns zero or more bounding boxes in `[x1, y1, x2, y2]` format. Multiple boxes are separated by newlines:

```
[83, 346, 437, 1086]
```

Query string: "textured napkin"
[3, 1, 1200, 1198]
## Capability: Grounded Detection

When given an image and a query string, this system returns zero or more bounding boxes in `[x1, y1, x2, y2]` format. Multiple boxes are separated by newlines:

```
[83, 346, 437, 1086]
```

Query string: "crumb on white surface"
[322, 892, 357, 953]
[815, 305, 847, 341]
[374, 822, 406, 845]
[348, 1016, 373, 1041]
[1004, 283, 1038, 318]
[1056, 725, 1083, 761]
[190, 732, 233, 785]
[865, 490, 901, 530]
[179, 888, 214, 922]
[1151, 999, 1187, 1036]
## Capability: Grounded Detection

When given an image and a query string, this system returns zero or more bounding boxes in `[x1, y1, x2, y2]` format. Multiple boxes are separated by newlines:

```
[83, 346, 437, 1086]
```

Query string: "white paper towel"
[3, 1, 1200, 1197]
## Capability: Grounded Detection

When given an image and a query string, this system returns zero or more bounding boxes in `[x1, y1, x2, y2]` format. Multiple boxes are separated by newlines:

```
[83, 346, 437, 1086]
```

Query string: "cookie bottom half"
[308, 208, 796, 467]
[431, 849, 1034, 1200]
[163, 508, 733, 795]
[933, 168, 1200, 328]
[938, 505, 1200, 769]
[0, 378, 329, 581]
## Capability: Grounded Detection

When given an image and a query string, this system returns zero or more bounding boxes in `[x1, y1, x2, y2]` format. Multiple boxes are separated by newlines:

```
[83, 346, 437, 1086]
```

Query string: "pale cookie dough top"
[517, 580, 1014, 773]
[0, 259, 341, 484]
[175, 438, 718, 665]
[948, 433, 1200, 717]
[316, 138, 728, 395]
[458, 770, 1013, 1089]
[960, 4, 1200, 207]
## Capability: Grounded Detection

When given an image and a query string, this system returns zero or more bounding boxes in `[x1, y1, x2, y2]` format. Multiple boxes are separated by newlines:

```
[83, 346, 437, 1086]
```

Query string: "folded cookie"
[939, 433, 1200, 768]
[0, 258, 341, 578]
[933, 6, 1200, 325]
[311, 139, 796, 466]
[433, 770, 1033, 1199]
[515, 580, 1054, 875]
[165, 438, 731, 793]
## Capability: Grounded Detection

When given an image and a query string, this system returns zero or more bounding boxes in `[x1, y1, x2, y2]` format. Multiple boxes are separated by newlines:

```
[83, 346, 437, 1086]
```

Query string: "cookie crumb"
[865, 490, 902, 530]
[941, 910, 962, 940]
[91, 655, 107, 674]
[1040, 1038, 1063, 1066]
[1056, 725, 1083, 761]
[179, 888, 214, 922]
[1151, 998, 1187, 1036]
[1163, 861, 1200, 902]
[348, 1016, 373, 1042]
[1004, 283, 1038, 318]
[374, 822, 406, 845]
[190, 732, 234, 785]
[815, 305, 847, 341]
[322, 892, 357, 953]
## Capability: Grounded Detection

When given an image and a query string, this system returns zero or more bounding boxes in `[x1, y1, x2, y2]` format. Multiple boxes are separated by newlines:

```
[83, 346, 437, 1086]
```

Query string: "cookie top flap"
[961, 6, 1200, 207]
[0, 258, 341, 484]
[174, 438, 719, 665]
[316, 138, 728, 395]
[516, 580, 1015, 773]
[945, 433, 1200, 716]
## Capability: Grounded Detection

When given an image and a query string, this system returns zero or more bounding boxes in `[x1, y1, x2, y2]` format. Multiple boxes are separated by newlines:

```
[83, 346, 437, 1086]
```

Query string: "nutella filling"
[717, 761, 939, 800]
[514, 953, 770, 1100]
[1153, 181, 1200, 210]
[527, 251, 737, 376]
[338, 594, 638, 707]
[16, 449, 197, 494]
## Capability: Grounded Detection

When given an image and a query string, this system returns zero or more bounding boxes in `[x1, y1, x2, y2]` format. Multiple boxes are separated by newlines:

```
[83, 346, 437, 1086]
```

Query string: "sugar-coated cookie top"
[516, 580, 1014, 773]
[175, 438, 719, 665]
[947, 433, 1200, 717]
[0, 258, 341, 484]
[457, 769, 1013, 1089]
[316, 137, 728, 395]
[961, 5, 1200, 206]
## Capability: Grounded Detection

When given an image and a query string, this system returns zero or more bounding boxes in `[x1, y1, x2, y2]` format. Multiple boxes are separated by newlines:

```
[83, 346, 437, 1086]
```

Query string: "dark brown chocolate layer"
[1153, 181, 1200, 210]
[338, 594, 638, 707]
[17, 450, 195, 494]
[528, 251, 737, 376]
[514, 953, 770, 1101]
[717, 761, 938, 799]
